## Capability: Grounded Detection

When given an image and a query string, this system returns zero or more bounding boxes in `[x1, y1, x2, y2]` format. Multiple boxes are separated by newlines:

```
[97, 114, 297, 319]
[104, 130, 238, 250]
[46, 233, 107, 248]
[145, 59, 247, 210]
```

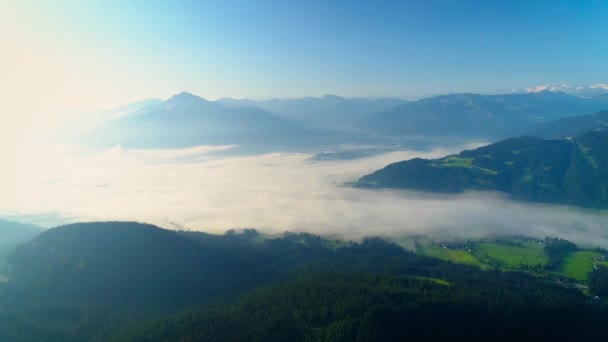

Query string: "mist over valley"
[2, 1, 608, 340]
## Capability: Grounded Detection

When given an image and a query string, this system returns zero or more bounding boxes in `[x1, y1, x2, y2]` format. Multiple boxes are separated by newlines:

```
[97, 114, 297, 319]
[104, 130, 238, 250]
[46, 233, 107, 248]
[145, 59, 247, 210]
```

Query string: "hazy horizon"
[2, 0, 608, 245]
[2, 1, 607, 123]
[3, 2, 608, 340]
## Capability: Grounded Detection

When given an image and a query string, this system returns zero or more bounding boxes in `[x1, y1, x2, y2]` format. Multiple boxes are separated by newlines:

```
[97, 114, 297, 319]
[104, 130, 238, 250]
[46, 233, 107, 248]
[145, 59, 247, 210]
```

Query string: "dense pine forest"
[1, 222, 608, 341]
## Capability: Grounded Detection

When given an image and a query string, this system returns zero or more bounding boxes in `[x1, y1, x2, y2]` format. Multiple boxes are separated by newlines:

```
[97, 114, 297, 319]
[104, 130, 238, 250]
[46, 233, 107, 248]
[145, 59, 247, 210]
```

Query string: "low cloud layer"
[2, 141, 608, 247]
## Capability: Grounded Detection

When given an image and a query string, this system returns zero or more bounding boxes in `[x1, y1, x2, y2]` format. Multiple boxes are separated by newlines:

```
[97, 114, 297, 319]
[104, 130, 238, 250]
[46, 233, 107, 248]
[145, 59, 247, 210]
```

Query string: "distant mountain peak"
[591, 83, 608, 90]
[166, 91, 210, 104]
[530, 90, 569, 97]
[321, 94, 345, 100]
[523, 83, 608, 97]
[525, 83, 571, 93]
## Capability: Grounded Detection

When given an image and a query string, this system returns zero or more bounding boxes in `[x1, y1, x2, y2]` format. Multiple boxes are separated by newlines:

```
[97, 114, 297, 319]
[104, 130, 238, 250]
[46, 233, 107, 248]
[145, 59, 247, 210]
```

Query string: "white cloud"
[2, 141, 608, 248]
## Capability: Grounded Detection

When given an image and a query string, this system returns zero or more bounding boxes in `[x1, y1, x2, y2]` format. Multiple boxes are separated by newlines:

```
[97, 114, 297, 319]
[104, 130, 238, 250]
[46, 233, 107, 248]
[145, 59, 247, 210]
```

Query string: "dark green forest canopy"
[5, 222, 267, 305]
[357, 131, 608, 208]
[2, 222, 608, 341]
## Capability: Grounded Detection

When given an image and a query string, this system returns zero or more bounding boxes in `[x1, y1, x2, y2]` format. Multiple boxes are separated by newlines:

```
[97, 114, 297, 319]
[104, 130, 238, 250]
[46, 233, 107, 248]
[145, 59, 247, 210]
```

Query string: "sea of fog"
[2, 139, 608, 248]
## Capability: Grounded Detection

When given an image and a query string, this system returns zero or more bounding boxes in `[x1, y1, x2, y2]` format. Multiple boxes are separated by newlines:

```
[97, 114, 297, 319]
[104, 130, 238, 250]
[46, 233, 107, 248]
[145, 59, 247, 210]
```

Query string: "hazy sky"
[1, 0, 607, 112]
[2, 1, 608, 245]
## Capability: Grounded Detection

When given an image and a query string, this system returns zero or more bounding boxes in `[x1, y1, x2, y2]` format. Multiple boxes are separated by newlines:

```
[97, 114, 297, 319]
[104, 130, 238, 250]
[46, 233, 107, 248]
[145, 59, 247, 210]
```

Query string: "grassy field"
[419, 240, 545, 270]
[430, 156, 498, 175]
[421, 245, 451, 260]
[473, 242, 548, 268]
[442, 156, 473, 167]
[422, 246, 487, 268]
[559, 251, 602, 281]
[412, 236, 606, 283]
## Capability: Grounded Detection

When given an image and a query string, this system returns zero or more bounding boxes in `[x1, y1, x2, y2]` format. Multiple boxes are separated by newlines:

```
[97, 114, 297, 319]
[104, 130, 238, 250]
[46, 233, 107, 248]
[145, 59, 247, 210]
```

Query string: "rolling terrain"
[6, 222, 264, 305]
[357, 131, 608, 208]
[1, 222, 608, 340]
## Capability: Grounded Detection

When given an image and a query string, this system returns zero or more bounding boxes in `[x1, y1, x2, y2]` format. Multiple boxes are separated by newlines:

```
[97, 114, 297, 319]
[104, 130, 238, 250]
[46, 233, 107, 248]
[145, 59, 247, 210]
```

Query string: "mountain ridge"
[218, 94, 409, 129]
[356, 131, 608, 208]
[529, 110, 608, 139]
[86, 92, 309, 149]
[356, 91, 608, 139]
[6, 221, 264, 304]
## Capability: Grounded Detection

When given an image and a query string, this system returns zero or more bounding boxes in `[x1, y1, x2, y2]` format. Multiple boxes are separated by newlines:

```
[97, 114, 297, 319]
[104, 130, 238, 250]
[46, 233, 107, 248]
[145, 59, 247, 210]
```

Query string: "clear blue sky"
[1, 0, 607, 107]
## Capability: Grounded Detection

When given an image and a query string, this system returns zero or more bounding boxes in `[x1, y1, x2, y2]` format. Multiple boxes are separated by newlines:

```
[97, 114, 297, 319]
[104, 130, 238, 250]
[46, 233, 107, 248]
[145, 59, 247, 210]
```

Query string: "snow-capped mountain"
[523, 83, 608, 97]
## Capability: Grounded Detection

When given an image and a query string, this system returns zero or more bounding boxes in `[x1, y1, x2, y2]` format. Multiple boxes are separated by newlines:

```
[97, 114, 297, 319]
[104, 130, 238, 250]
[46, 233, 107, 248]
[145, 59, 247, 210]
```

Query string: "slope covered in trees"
[2, 222, 608, 340]
[122, 271, 608, 341]
[356, 131, 608, 208]
[529, 110, 608, 139]
[6, 222, 265, 305]
[121, 241, 608, 341]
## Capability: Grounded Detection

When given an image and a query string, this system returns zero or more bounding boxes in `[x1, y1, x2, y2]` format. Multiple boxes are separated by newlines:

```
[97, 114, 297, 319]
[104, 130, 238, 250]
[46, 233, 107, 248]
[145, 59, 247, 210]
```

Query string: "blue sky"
[2, 0, 608, 234]
[1, 0, 607, 108]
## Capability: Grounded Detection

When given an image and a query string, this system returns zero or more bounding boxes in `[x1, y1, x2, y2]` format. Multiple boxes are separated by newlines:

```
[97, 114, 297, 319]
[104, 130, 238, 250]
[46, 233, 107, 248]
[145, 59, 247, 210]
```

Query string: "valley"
[3, 1, 608, 340]
[2, 222, 608, 340]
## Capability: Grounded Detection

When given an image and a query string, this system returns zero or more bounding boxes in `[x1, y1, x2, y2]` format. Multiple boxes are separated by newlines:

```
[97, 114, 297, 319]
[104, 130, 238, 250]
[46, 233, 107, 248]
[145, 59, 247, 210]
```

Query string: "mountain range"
[219, 95, 408, 129]
[86, 92, 311, 149]
[356, 91, 608, 139]
[522, 83, 608, 97]
[84, 90, 608, 151]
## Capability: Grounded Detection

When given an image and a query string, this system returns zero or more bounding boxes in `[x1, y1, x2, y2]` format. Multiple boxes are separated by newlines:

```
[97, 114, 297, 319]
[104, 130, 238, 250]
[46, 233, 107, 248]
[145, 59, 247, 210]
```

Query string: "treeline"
[119, 259, 608, 341]
[2, 223, 608, 341]
[590, 266, 608, 297]
[543, 237, 578, 269]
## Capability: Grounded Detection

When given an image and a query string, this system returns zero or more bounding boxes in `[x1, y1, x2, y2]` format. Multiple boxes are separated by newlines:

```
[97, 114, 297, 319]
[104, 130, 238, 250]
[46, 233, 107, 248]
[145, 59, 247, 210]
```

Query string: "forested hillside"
[357, 131, 608, 208]
[2, 222, 608, 341]
[529, 110, 608, 139]
[6, 222, 265, 305]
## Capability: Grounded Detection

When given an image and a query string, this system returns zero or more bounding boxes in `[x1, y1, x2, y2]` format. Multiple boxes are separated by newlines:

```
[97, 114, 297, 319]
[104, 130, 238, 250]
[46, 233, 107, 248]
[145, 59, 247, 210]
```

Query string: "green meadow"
[559, 251, 602, 281]
[473, 242, 548, 268]
[416, 237, 607, 284]
[421, 245, 488, 269]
